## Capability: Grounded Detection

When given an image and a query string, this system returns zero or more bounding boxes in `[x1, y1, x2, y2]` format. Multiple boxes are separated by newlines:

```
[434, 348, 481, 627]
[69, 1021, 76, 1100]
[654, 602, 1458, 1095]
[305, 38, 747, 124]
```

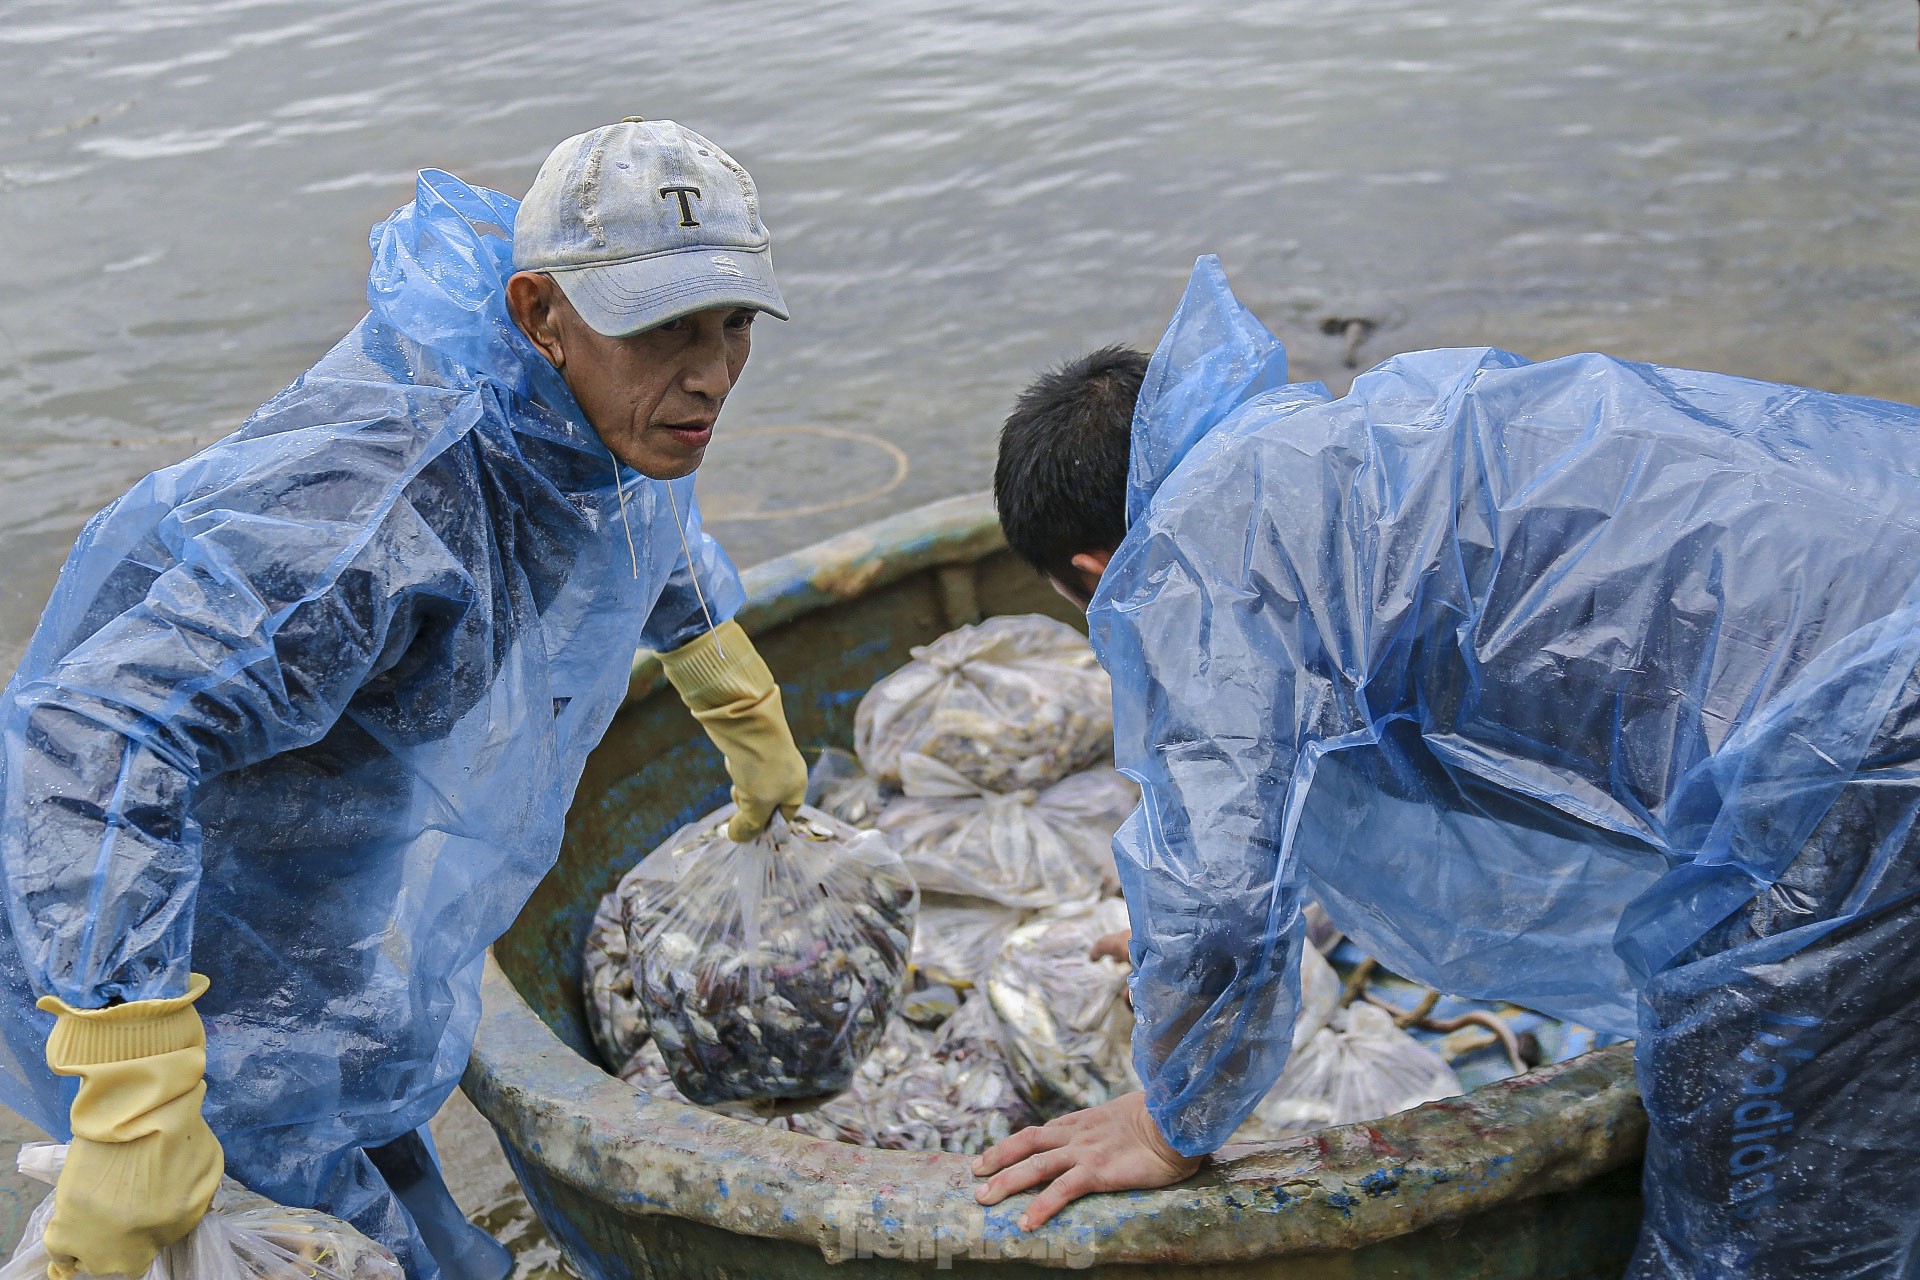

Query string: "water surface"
[1, 1, 1915, 661]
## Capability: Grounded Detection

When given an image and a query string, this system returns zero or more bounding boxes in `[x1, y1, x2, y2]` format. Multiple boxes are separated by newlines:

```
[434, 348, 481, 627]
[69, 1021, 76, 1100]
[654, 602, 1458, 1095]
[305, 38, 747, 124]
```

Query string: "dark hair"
[993, 345, 1146, 583]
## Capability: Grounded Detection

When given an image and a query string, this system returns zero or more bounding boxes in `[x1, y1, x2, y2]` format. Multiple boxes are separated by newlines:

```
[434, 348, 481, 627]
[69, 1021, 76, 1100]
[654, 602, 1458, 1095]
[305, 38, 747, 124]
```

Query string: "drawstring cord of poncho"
[609, 456, 723, 651]
[611, 452, 642, 580]
[665, 473, 723, 651]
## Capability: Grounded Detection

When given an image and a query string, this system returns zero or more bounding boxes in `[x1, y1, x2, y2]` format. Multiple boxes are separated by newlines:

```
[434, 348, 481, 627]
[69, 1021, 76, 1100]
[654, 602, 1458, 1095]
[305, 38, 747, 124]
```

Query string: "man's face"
[507, 272, 755, 479]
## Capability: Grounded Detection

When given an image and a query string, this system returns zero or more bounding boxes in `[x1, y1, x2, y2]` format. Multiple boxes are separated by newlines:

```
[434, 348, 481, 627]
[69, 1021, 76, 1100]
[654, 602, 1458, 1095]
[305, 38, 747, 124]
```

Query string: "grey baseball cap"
[513, 118, 788, 337]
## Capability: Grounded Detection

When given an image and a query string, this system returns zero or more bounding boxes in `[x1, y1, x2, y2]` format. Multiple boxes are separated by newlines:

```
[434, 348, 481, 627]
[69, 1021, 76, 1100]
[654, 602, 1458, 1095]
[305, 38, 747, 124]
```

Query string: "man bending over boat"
[0, 119, 809, 1279]
[978, 254, 1920, 1278]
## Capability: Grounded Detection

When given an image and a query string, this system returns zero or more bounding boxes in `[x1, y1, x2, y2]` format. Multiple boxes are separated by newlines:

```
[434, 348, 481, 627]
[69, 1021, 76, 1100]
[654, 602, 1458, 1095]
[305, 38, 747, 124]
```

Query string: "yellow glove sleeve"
[37, 973, 224, 1280]
[659, 620, 809, 841]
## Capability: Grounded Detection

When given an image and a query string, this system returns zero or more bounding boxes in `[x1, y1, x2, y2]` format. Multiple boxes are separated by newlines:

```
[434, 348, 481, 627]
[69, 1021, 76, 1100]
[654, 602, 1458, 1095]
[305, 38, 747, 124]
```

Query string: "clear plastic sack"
[1230, 1002, 1462, 1142]
[987, 900, 1342, 1122]
[909, 991, 1040, 1154]
[791, 991, 1038, 1155]
[583, 874, 647, 1072]
[2, 1144, 402, 1280]
[622, 991, 1037, 1157]
[853, 615, 1113, 794]
[782, 1017, 943, 1150]
[617, 1039, 794, 1124]
[1292, 940, 1343, 1053]
[985, 898, 1142, 1116]
[804, 747, 890, 829]
[879, 765, 1136, 909]
[910, 897, 1032, 990]
[624, 804, 918, 1105]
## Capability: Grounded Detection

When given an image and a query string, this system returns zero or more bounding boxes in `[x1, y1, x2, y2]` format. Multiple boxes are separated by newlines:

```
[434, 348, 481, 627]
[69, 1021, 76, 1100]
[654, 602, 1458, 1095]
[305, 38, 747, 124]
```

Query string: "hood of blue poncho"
[366, 169, 592, 445]
[1126, 255, 1298, 527]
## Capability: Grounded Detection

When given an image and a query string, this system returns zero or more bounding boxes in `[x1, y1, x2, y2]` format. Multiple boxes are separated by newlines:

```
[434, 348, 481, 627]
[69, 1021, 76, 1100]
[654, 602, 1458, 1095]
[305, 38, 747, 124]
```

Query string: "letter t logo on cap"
[659, 185, 703, 227]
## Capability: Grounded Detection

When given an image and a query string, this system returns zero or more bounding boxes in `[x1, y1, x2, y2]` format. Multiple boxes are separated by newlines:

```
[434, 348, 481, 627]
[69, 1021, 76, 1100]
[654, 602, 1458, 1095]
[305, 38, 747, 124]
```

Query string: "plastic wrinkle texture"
[4, 1143, 401, 1280]
[804, 747, 889, 829]
[1230, 1002, 1461, 1144]
[783, 989, 1038, 1155]
[582, 880, 645, 1073]
[1093, 253, 1920, 1276]
[1289, 942, 1342, 1056]
[0, 170, 743, 1276]
[617, 991, 1036, 1157]
[985, 898, 1141, 1117]
[909, 898, 1032, 990]
[621, 805, 917, 1104]
[878, 763, 1137, 909]
[853, 614, 1113, 794]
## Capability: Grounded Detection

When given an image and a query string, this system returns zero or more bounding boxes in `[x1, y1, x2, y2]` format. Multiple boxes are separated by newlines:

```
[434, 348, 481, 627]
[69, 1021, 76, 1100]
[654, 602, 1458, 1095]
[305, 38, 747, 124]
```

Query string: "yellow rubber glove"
[37, 973, 224, 1280]
[659, 620, 809, 841]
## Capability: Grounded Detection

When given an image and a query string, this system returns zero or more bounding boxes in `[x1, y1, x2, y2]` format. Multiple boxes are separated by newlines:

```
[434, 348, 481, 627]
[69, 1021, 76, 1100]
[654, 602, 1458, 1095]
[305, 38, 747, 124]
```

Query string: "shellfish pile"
[613, 806, 917, 1106]
[586, 614, 1477, 1155]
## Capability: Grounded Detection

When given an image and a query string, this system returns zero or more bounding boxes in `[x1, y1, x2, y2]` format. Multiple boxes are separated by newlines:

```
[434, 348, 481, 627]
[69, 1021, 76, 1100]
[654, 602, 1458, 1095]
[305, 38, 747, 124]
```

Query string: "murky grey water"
[0, 3, 1914, 1266]
[1, 1, 1916, 668]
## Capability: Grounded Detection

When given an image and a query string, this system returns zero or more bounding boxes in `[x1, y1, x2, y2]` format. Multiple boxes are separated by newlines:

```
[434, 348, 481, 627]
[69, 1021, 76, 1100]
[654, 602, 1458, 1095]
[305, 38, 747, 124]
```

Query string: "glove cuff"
[39, 974, 210, 1068]
[659, 620, 773, 711]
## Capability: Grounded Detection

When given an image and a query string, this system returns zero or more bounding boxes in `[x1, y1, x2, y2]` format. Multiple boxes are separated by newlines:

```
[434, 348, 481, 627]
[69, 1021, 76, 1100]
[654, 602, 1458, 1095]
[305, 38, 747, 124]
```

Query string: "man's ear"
[506, 271, 565, 368]
[1070, 549, 1114, 580]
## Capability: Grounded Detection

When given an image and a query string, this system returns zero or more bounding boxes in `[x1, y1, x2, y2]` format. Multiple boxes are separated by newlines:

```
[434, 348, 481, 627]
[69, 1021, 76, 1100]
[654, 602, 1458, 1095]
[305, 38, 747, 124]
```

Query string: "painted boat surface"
[464, 492, 1649, 1279]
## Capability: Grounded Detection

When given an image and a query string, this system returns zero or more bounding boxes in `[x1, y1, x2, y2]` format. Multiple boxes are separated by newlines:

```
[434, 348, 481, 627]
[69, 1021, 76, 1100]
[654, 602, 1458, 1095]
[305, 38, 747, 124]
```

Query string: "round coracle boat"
[464, 492, 1648, 1280]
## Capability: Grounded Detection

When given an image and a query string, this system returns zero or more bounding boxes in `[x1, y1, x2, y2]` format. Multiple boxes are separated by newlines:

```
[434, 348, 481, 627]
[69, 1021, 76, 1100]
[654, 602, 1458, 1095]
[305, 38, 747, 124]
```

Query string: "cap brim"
[548, 246, 789, 337]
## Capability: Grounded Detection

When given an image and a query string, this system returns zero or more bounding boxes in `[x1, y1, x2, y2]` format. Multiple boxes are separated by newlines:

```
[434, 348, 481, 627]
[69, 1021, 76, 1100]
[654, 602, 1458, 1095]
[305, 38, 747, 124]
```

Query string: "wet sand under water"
[429, 1090, 575, 1278]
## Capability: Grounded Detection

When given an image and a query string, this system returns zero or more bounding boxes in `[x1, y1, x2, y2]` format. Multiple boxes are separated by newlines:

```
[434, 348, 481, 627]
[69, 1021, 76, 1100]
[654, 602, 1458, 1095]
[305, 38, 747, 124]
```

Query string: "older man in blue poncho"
[978, 256, 1920, 1277]
[0, 120, 811, 1278]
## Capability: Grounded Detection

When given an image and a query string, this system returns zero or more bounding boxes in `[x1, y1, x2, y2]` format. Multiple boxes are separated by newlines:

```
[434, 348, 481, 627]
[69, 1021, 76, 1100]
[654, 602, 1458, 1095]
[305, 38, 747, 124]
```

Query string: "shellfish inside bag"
[879, 758, 1138, 909]
[1231, 1002, 1462, 1143]
[804, 746, 891, 829]
[623, 804, 919, 1105]
[786, 989, 1038, 1154]
[989, 900, 1344, 1121]
[582, 867, 648, 1072]
[986, 897, 1143, 1117]
[853, 614, 1113, 794]
[911, 897, 1032, 989]
[2, 1143, 402, 1280]
[619, 991, 1037, 1155]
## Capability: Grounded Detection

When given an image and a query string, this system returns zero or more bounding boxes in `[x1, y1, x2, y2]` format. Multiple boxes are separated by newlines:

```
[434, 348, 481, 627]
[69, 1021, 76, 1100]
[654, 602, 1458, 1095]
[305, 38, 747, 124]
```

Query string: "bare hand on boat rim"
[971, 1093, 1204, 1230]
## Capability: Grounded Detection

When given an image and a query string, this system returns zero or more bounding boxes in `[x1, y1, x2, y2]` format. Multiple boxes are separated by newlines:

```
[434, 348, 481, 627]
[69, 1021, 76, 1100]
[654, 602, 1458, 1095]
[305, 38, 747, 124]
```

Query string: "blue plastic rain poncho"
[0, 172, 745, 1278]
[1095, 256, 1920, 1278]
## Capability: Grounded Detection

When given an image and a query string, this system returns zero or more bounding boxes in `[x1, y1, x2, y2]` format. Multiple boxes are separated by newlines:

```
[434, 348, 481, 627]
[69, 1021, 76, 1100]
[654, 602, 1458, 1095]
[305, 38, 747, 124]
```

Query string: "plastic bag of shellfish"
[3, 1144, 402, 1280]
[618, 1039, 787, 1121]
[911, 897, 1031, 990]
[1230, 1001, 1463, 1143]
[985, 897, 1142, 1117]
[788, 990, 1039, 1155]
[910, 988, 1041, 1153]
[854, 614, 1113, 795]
[623, 991, 1038, 1157]
[877, 760, 1136, 909]
[624, 804, 919, 1106]
[988, 900, 1344, 1120]
[805, 747, 891, 829]
[583, 874, 648, 1071]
